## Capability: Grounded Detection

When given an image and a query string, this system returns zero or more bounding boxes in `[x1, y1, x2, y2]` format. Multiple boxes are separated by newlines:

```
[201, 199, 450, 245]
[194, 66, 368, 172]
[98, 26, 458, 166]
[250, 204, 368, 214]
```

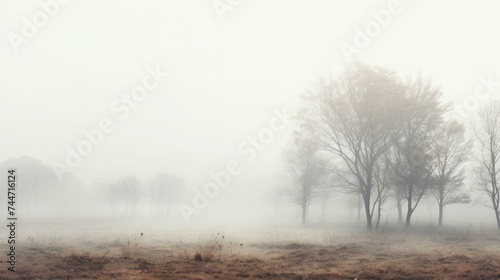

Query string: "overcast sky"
[1, 0, 500, 194]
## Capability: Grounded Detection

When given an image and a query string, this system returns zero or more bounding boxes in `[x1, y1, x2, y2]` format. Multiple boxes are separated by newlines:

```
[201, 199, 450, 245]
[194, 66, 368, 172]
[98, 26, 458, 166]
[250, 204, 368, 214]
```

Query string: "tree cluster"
[96, 173, 185, 218]
[283, 64, 486, 229]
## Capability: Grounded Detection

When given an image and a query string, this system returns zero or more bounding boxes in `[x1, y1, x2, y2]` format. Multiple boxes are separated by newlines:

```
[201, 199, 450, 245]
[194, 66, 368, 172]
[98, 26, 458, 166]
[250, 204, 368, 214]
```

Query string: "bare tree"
[390, 75, 446, 227]
[95, 179, 120, 217]
[373, 155, 392, 230]
[1, 156, 59, 214]
[96, 176, 142, 217]
[391, 185, 406, 225]
[117, 176, 142, 217]
[147, 173, 184, 217]
[471, 101, 500, 229]
[299, 64, 405, 229]
[431, 120, 471, 226]
[283, 137, 328, 225]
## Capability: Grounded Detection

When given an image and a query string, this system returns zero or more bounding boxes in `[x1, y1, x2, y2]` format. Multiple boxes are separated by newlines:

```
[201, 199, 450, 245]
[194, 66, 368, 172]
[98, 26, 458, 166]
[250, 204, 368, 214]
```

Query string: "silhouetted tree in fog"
[299, 64, 405, 229]
[96, 179, 120, 217]
[373, 154, 392, 230]
[471, 101, 500, 229]
[391, 184, 406, 225]
[96, 176, 143, 217]
[118, 176, 142, 217]
[431, 120, 471, 226]
[1, 157, 59, 214]
[283, 137, 328, 225]
[390, 75, 446, 227]
[147, 173, 184, 217]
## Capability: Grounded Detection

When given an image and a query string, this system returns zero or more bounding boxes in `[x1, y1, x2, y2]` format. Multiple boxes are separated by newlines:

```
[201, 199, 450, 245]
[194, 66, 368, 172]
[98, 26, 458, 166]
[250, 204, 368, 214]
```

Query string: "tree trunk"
[375, 208, 381, 230]
[363, 194, 373, 230]
[357, 194, 362, 223]
[495, 208, 500, 229]
[405, 185, 413, 228]
[438, 203, 444, 226]
[405, 210, 412, 227]
[375, 192, 383, 230]
[437, 188, 444, 226]
[302, 204, 307, 225]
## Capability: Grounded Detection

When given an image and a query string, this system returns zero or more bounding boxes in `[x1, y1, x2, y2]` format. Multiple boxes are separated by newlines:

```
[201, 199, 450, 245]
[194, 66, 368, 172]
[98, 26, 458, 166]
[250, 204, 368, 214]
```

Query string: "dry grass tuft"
[26, 231, 46, 249]
[178, 232, 230, 262]
[120, 233, 144, 259]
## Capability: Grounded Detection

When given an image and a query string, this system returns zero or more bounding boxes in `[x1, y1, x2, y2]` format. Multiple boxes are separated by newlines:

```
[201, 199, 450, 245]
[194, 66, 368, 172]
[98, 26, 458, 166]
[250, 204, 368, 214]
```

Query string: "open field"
[2, 220, 500, 279]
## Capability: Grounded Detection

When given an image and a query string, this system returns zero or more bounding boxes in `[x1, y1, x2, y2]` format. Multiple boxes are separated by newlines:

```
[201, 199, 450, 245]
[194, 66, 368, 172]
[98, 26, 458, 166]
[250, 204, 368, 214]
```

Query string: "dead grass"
[26, 231, 46, 249]
[5, 227, 500, 279]
[120, 233, 144, 259]
[60, 251, 110, 272]
[177, 232, 232, 262]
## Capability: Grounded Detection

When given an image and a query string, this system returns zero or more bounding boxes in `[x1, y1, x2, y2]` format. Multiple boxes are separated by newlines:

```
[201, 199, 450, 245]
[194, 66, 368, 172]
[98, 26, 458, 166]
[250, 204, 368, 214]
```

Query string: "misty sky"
[1, 0, 500, 196]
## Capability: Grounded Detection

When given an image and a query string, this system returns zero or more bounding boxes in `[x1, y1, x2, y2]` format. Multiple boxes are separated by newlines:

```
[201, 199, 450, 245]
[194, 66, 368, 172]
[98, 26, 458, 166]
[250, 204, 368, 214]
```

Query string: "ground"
[2, 219, 500, 279]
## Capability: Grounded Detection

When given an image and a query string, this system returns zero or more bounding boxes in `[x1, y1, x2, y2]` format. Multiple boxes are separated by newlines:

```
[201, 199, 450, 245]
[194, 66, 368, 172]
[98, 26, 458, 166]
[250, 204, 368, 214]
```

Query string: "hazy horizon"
[1, 0, 500, 229]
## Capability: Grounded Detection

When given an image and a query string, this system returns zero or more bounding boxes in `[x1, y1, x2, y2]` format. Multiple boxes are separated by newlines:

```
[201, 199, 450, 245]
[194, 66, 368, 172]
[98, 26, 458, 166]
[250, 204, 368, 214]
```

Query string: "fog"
[1, 1, 500, 278]
[1, 0, 498, 224]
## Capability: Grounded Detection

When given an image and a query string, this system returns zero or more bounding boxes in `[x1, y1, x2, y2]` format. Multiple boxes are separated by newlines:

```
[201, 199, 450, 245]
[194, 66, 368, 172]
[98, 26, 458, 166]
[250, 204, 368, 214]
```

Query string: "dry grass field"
[2, 219, 500, 279]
